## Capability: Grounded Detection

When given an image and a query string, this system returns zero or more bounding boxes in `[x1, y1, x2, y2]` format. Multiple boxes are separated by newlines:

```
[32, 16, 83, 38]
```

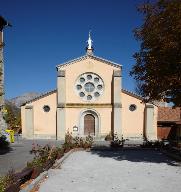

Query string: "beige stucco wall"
[21, 92, 57, 139]
[153, 105, 158, 139]
[65, 107, 112, 138]
[21, 106, 26, 137]
[21, 56, 158, 141]
[121, 92, 145, 139]
[58, 57, 120, 138]
[60, 58, 119, 104]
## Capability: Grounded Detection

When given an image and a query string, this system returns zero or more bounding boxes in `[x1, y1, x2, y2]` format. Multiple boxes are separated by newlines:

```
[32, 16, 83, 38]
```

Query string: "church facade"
[21, 35, 158, 141]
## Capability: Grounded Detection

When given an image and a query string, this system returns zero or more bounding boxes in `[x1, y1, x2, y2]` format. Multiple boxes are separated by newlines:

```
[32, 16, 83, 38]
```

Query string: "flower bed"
[0, 132, 93, 192]
[105, 133, 125, 148]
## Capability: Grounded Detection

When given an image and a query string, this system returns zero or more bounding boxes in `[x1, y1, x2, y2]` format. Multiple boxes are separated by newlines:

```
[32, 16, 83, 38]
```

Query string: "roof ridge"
[122, 89, 143, 100]
[22, 89, 146, 106]
[56, 54, 122, 69]
[22, 89, 57, 106]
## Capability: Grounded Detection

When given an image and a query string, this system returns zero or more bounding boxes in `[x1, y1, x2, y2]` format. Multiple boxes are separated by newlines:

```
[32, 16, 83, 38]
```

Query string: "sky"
[0, 0, 145, 99]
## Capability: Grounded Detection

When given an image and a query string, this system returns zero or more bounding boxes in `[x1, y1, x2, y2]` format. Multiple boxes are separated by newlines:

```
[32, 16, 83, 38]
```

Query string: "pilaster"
[145, 104, 157, 140]
[113, 69, 122, 138]
[25, 105, 34, 139]
[57, 70, 66, 140]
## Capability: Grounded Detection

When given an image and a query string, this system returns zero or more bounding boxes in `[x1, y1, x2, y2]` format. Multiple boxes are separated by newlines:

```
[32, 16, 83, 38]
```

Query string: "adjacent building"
[157, 107, 181, 145]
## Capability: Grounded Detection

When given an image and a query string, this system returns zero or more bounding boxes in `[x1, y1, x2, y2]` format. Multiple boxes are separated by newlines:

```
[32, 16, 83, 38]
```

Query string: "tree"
[130, 0, 181, 106]
[3, 103, 21, 133]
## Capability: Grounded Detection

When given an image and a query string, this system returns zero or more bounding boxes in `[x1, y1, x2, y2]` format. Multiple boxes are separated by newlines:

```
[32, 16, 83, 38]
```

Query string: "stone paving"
[39, 148, 181, 192]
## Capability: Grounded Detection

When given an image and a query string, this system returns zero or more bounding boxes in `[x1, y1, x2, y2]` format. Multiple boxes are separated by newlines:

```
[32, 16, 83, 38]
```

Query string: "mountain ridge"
[7, 92, 41, 108]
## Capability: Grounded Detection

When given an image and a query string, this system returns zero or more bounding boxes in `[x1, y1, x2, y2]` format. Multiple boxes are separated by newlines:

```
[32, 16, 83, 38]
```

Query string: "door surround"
[79, 109, 100, 137]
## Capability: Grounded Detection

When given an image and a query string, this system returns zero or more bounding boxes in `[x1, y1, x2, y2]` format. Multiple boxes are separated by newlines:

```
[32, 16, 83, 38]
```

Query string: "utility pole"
[0, 16, 11, 133]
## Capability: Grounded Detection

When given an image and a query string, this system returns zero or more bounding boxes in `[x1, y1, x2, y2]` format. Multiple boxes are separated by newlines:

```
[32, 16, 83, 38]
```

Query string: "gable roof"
[122, 89, 159, 107]
[122, 89, 143, 101]
[22, 88, 143, 106]
[56, 54, 122, 69]
[22, 89, 57, 106]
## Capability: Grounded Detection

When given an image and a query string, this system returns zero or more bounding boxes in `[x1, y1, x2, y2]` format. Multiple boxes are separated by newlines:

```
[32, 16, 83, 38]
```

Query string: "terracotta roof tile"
[158, 107, 181, 122]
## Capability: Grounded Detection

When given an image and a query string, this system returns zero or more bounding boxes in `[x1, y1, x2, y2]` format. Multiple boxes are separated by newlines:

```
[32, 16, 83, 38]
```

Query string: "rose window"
[75, 73, 104, 101]
[84, 83, 95, 92]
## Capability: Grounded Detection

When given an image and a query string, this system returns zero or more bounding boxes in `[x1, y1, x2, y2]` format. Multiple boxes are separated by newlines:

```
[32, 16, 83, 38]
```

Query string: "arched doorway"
[84, 114, 95, 135]
[79, 109, 100, 137]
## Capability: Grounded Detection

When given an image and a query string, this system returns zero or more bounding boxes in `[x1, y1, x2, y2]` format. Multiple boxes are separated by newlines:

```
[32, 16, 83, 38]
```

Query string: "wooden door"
[84, 114, 95, 135]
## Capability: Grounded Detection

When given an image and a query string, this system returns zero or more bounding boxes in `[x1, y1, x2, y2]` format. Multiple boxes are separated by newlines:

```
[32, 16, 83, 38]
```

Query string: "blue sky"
[1, 0, 144, 99]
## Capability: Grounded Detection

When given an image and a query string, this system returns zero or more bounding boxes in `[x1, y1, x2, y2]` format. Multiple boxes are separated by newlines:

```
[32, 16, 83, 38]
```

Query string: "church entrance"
[84, 114, 95, 135]
[79, 109, 99, 137]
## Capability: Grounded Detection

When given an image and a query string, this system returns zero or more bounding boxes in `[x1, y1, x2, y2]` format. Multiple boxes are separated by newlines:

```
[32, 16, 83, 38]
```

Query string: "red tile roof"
[158, 107, 181, 122]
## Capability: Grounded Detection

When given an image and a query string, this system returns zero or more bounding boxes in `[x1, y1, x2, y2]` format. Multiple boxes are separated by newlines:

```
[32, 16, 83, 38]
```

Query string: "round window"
[80, 77, 85, 83]
[84, 83, 95, 92]
[75, 73, 104, 101]
[43, 105, 50, 112]
[97, 85, 103, 90]
[76, 85, 82, 90]
[87, 95, 92, 100]
[79, 92, 85, 97]
[129, 104, 137, 112]
[87, 75, 92, 80]
[94, 92, 100, 97]
[94, 77, 99, 83]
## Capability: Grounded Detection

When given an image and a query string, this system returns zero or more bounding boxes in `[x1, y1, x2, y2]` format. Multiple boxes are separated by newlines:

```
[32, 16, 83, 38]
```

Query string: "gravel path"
[39, 149, 181, 192]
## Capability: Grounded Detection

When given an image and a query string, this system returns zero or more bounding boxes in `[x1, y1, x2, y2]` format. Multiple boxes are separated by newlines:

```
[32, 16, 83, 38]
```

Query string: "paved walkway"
[0, 139, 62, 176]
[39, 148, 181, 192]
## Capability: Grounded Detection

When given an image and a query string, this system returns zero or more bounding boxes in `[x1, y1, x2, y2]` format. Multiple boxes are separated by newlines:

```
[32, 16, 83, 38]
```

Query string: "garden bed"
[0, 132, 93, 192]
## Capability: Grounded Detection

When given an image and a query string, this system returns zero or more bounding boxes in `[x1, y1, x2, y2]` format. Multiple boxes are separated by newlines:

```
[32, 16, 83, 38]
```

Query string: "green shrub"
[0, 169, 17, 192]
[110, 133, 125, 148]
[62, 132, 94, 152]
[63, 132, 94, 150]
[62, 132, 74, 152]
[63, 132, 74, 150]
[0, 176, 6, 192]
[73, 136, 81, 148]
[27, 133, 94, 179]
[28, 144, 57, 169]
[56, 147, 64, 159]
[105, 132, 113, 141]
[0, 134, 9, 149]
[85, 135, 94, 148]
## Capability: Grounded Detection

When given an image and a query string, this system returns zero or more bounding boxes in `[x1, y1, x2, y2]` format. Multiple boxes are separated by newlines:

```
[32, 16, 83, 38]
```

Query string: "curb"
[52, 149, 77, 169]
[19, 149, 76, 192]
[19, 171, 48, 192]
